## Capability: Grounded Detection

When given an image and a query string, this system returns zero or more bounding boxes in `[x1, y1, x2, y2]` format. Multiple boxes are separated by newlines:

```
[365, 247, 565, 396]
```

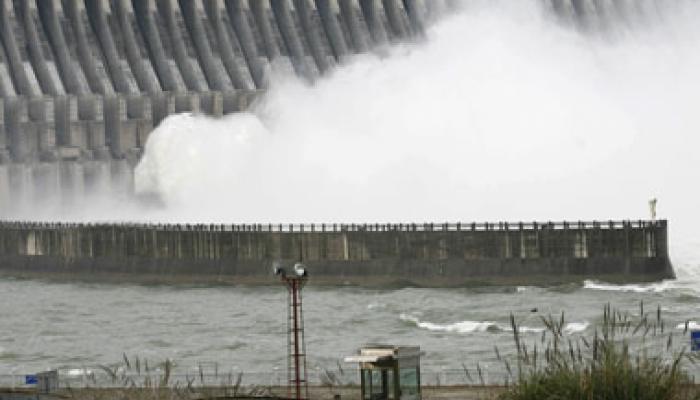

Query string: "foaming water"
[400, 313, 589, 334]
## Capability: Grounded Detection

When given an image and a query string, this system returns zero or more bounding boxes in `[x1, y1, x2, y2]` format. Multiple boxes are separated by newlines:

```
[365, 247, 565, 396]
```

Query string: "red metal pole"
[291, 279, 302, 400]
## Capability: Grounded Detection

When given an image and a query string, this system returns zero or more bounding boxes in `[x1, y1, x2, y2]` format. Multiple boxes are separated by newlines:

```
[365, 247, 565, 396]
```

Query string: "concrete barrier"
[0, 220, 674, 286]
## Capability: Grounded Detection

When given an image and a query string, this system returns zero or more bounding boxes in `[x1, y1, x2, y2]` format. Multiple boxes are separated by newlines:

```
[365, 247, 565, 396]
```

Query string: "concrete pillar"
[0, 0, 40, 96]
[157, 0, 208, 92]
[126, 95, 154, 147]
[293, 0, 332, 74]
[338, 0, 369, 53]
[199, 91, 224, 116]
[150, 92, 176, 126]
[132, 0, 184, 92]
[403, 0, 426, 36]
[316, 0, 350, 61]
[179, 0, 233, 91]
[249, 0, 282, 61]
[28, 97, 58, 161]
[381, 0, 408, 38]
[223, 0, 267, 89]
[269, 0, 315, 79]
[103, 95, 138, 158]
[84, 0, 135, 95]
[174, 92, 201, 113]
[112, 0, 162, 93]
[359, 0, 389, 46]
[18, 0, 62, 95]
[222, 90, 259, 113]
[37, 0, 89, 95]
[203, 0, 254, 90]
[54, 96, 84, 148]
[5, 97, 30, 162]
[64, 0, 114, 95]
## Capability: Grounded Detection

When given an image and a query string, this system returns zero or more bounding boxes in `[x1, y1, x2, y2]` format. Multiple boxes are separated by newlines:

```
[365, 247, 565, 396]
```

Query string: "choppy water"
[1, 272, 699, 386]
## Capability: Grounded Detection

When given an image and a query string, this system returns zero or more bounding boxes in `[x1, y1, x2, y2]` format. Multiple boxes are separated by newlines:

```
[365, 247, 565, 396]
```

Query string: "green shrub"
[499, 303, 700, 400]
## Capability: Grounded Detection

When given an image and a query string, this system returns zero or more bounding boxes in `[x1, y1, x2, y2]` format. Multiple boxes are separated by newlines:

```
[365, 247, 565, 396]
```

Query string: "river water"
[1, 265, 699, 386]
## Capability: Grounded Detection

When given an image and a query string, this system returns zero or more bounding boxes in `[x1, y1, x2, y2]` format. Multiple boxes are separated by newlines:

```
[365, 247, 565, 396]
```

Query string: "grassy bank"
[497, 303, 700, 400]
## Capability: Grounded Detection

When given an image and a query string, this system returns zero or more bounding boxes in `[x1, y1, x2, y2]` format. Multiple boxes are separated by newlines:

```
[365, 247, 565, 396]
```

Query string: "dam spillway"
[0, 0, 435, 209]
[0, 0, 660, 211]
[0, 219, 673, 285]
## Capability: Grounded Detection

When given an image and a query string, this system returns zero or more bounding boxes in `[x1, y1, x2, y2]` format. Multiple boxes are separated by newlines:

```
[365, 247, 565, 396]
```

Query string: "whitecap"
[399, 314, 545, 334]
[563, 322, 589, 334]
[675, 321, 700, 331]
[63, 368, 93, 377]
[400, 313, 500, 333]
[583, 280, 672, 293]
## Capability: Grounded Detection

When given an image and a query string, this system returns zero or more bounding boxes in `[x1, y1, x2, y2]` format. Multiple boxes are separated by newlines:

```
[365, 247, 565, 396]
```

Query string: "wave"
[400, 314, 588, 335]
[62, 368, 93, 377]
[583, 279, 700, 297]
[675, 321, 700, 331]
[400, 313, 507, 333]
[563, 322, 589, 334]
[583, 280, 674, 293]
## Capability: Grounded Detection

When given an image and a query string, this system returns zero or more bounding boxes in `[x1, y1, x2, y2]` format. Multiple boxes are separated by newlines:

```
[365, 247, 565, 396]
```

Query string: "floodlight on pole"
[275, 263, 309, 400]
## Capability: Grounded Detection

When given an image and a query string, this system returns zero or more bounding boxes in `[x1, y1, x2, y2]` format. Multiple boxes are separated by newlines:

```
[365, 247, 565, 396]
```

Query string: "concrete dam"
[0, 220, 674, 285]
[0, 0, 654, 209]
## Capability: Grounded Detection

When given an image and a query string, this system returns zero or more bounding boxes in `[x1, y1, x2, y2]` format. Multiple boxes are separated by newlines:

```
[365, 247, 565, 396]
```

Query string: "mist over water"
[6, 1, 700, 281]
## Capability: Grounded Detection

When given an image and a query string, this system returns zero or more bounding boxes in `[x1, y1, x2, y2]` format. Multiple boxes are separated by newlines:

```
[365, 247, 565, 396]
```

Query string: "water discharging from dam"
[131, 1, 700, 281]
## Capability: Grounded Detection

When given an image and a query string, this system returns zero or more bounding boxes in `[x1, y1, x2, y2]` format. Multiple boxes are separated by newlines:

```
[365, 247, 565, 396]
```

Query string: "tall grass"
[499, 303, 700, 400]
[65, 354, 273, 400]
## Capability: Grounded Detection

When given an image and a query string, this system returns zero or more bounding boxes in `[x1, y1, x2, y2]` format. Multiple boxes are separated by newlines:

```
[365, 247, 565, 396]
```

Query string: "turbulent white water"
[399, 313, 590, 334]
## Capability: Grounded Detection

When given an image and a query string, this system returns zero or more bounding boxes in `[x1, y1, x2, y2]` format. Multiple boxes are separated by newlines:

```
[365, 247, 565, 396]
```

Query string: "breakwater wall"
[0, 219, 673, 285]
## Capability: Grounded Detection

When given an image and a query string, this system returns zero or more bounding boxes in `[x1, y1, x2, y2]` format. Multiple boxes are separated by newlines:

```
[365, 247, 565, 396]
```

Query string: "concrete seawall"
[0, 220, 674, 285]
